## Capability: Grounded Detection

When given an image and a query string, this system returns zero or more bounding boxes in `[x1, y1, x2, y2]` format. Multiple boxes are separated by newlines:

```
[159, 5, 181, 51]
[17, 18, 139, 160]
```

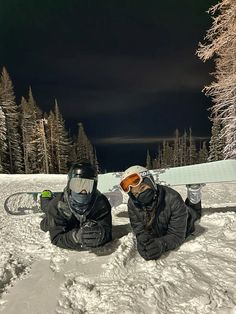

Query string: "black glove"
[144, 238, 163, 260]
[136, 233, 164, 260]
[72, 221, 105, 248]
[137, 241, 148, 260]
[137, 231, 153, 245]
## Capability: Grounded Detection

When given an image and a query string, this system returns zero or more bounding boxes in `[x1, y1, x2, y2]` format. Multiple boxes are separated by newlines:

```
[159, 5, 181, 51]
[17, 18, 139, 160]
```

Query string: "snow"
[0, 173, 236, 313]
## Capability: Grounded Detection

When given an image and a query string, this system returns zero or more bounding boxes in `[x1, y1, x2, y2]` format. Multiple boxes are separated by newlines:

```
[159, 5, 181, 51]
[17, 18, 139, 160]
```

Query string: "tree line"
[0, 67, 97, 174]
[145, 129, 209, 169]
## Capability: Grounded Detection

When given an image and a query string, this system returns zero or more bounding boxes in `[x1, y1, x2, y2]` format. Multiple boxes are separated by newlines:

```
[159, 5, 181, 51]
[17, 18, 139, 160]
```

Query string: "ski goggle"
[120, 172, 147, 193]
[69, 178, 95, 194]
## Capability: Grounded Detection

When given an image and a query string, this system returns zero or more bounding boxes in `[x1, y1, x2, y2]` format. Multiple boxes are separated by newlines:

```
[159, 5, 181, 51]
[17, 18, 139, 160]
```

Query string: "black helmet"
[68, 161, 98, 182]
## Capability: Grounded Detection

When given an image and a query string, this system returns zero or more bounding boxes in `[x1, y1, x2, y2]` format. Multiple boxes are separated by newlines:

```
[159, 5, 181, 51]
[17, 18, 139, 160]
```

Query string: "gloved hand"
[137, 231, 153, 245]
[72, 221, 105, 248]
[136, 233, 164, 260]
[81, 221, 105, 248]
[144, 238, 164, 260]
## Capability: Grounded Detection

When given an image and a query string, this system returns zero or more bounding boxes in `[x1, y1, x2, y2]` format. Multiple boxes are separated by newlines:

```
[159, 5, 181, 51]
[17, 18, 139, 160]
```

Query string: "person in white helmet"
[120, 165, 202, 260]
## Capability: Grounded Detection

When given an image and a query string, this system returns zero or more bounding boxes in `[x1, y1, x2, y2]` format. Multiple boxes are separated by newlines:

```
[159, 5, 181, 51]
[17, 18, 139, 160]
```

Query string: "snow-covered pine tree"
[0, 67, 23, 173]
[160, 140, 173, 168]
[67, 135, 78, 167]
[46, 110, 56, 173]
[198, 141, 209, 163]
[146, 149, 153, 169]
[178, 136, 184, 166]
[0, 105, 7, 172]
[173, 129, 180, 166]
[20, 94, 42, 173]
[208, 114, 225, 161]
[34, 118, 50, 173]
[222, 104, 236, 158]
[188, 128, 197, 165]
[76, 122, 95, 165]
[50, 100, 71, 173]
[20, 96, 33, 173]
[93, 147, 99, 173]
[28, 87, 42, 119]
[197, 0, 236, 159]
[182, 130, 188, 165]
[152, 157, 159, 169]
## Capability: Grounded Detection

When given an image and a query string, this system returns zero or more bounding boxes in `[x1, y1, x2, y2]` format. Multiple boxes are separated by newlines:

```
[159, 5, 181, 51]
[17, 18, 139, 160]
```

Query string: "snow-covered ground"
[0, 173, 236, 314]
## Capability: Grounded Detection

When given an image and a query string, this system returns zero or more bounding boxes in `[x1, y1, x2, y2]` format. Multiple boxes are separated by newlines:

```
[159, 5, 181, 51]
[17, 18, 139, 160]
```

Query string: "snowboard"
[4, 160, 236, 215]
[152, 159, 236, 186]
[4, 192, 61, 215]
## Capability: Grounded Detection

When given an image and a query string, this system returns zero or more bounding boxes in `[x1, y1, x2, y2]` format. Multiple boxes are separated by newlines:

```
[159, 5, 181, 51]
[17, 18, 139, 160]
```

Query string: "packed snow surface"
[0, 173, 236, 314]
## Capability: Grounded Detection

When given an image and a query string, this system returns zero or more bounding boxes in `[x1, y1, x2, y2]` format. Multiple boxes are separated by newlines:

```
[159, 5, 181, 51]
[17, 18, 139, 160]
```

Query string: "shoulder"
[94, 190, 111, 210]
[159, 185, 183, 202]
[47, 192, 64, 215]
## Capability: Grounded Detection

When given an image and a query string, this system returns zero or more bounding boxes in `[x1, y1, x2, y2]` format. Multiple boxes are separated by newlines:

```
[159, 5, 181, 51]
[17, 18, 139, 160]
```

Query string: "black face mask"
[137, 188, 155, 206]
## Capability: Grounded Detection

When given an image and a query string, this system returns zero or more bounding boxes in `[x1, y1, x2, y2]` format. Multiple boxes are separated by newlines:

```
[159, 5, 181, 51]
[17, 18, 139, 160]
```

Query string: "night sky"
[0, 0, 218, 171]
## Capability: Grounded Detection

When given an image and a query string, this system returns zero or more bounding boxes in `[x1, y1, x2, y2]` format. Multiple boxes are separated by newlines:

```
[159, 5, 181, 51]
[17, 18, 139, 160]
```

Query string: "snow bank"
[0, 174, 236, 313]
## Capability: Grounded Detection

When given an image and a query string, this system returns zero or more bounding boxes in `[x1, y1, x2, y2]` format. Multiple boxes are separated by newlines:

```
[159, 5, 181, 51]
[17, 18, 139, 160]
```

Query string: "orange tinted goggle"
[120, 173, 143, 193]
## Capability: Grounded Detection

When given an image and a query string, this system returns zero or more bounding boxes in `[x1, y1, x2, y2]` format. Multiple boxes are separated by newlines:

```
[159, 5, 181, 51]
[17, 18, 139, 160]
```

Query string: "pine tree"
[160, 141, 173, 168]
[146, 149, 153, 169]
[0, 67, 23, 173]
[208, 115, 225, 161]
[34, 118, 50, 173]
[188, 128, 197, 165]
[20, 96, 32, 173]
[197, 0, 236, 160]
[152, 157, 159, 169]
[222, 104, 236, 158]
[178, 136, 184, 166]
[173, 129, 180, 166]
[198, 141, 209, 163]
[0, 105, 7, 172]
[50, 100, 71, 173]
[93, 147, 99, 173]
[68, 135, 78, 167]
[46, 110, 56, 173]
[28, 87, 42, 119]
[182, 130, 188, 165]
[76, 122, 95, 165]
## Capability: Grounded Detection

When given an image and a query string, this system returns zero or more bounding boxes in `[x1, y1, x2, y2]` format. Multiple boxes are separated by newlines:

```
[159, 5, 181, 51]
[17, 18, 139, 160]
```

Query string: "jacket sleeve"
[88, 195, 112, 246]
[47, 194, 112, 250]
[158, 194, 188, 251]
[128, 194, 188, 260]
[46, 198, 82, 250]
[127, 199, 146, 236]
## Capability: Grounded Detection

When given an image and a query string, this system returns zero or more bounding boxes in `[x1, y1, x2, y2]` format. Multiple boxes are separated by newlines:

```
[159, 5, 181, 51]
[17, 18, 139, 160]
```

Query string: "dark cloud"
[0, 0, 218, 170]
[95, 135, 210, 145]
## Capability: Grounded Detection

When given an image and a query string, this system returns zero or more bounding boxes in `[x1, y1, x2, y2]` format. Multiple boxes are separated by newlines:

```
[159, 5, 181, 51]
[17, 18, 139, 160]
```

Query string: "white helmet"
[120, 165, 156, 193]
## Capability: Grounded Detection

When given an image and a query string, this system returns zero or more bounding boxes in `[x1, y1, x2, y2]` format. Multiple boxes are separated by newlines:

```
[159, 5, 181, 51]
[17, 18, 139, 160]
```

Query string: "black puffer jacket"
[40, 190, 112, 250]
[128, 185, 198, 260]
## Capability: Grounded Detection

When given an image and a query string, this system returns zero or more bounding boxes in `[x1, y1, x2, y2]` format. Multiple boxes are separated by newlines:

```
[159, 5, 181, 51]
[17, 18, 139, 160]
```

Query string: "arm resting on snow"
[48, 211, 83, 250]
[157, 195, 188, 251]
[48, 195, 112, 250]
[128, 195, 188, 260]
[128, 201, 164, 260]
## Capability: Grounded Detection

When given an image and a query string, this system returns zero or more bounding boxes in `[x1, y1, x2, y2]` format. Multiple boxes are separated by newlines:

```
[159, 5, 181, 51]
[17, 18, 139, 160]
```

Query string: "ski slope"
[0, 173, 236, 314]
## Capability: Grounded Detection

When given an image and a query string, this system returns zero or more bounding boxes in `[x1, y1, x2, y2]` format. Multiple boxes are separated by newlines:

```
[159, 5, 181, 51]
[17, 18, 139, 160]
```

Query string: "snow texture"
[0, 173, 236, 313]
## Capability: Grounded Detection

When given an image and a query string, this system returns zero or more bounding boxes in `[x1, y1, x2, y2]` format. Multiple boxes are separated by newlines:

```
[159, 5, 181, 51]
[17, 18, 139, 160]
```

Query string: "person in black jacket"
[120, 165, 202, 260]
[40, 162, 112, 250]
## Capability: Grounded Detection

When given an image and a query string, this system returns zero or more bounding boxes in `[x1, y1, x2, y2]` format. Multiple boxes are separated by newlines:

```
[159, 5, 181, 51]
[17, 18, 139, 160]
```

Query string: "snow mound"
[0, 174, 236, 314]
